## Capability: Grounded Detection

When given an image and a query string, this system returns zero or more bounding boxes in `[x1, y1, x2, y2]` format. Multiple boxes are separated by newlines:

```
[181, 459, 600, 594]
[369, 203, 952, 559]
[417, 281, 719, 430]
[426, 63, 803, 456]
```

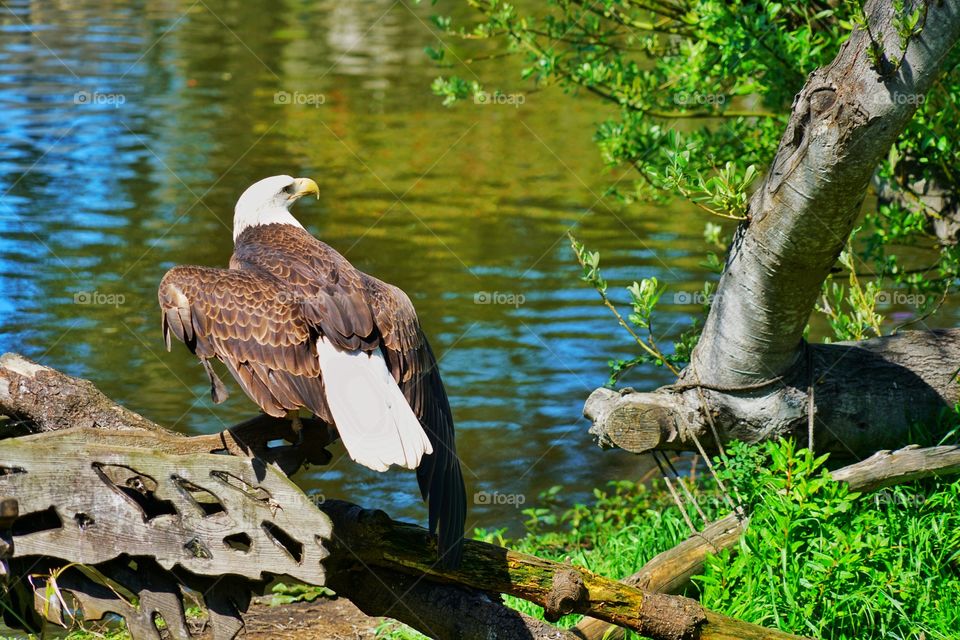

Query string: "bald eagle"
[158, 175, 466, 565]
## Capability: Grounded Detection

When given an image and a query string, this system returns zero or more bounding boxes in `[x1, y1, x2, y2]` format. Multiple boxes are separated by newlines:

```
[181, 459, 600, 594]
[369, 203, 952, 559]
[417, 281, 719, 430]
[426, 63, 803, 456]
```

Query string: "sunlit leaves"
[430, 76, 476, 106]
[424, 45, 445, 62]
[570, 234, 607, 295]
[817, 234, 887, 341]
[569, 233, 684, 380]
[626, 277, 663, 330]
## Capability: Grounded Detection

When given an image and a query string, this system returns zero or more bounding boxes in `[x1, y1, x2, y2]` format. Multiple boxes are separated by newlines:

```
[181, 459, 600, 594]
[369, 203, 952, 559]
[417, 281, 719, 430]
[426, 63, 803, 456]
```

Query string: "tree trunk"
[584, 0, 960, 454]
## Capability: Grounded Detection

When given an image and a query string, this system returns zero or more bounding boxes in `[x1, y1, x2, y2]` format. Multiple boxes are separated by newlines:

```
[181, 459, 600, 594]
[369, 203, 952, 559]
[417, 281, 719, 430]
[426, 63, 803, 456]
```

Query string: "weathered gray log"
[1, 434, 333, 582]
[0, 428, 334, 640]
[0, 353, 335, 474]
[587, 329, 960, 457]
[572, 443, 960, 640]
[41, 560, 203, 640]
[0, 352, 165, 435]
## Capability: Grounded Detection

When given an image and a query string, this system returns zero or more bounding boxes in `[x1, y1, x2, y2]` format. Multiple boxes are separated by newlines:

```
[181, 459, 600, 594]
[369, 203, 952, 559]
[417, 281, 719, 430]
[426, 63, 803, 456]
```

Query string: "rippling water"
[0, 0, 717, 532]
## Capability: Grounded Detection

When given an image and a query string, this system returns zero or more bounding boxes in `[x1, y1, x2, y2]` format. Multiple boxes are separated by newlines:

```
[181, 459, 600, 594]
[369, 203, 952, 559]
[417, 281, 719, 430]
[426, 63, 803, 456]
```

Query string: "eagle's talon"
[287, 410, 305, 445]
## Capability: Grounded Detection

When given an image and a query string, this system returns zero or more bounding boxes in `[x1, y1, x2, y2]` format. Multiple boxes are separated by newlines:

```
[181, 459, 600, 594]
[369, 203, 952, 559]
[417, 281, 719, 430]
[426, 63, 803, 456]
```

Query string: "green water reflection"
[1, 0, 716, 531]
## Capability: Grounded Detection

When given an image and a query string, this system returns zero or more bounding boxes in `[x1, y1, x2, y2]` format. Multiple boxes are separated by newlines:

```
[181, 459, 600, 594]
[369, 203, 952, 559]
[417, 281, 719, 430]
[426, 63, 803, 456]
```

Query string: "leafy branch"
[568, 232, 681, 378]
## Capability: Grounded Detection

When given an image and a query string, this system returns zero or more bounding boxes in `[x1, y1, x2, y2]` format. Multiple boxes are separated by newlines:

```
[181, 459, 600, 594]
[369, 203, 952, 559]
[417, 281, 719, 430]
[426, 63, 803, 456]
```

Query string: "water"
[0, 0, 718, 534]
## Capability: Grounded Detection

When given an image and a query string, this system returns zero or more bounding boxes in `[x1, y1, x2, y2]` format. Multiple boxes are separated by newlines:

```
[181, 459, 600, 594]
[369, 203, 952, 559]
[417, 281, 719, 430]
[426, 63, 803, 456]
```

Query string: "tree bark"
[691, 0, 960, 386]
[0, 353, 335, 473]
[0, 352, 166, 436]
[584, 0, 960, 454]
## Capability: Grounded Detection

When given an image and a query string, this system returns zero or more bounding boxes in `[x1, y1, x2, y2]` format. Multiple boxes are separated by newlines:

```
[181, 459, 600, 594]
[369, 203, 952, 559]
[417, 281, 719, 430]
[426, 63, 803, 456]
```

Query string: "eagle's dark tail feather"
[415, 339, 467, 569]
[418, 446, 466, 568]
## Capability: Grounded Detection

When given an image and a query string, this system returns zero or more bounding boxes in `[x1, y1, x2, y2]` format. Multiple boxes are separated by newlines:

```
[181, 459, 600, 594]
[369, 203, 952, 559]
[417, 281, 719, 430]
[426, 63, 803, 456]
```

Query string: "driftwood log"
[0, 353, 807, 640]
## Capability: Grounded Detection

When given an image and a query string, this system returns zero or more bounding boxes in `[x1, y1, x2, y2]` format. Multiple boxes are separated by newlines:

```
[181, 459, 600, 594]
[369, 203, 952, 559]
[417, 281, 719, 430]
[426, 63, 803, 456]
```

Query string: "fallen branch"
[328, 567, 582, 640]
[0, 353, 335, 474]
[319, 500, 806, 640]
[830, 444, 960, 491]
[585, 330, 960, 457]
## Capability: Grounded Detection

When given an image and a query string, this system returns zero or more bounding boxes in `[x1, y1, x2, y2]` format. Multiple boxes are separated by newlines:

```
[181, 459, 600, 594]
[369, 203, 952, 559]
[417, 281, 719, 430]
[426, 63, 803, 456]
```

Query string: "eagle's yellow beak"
[291, 177, 320, 200]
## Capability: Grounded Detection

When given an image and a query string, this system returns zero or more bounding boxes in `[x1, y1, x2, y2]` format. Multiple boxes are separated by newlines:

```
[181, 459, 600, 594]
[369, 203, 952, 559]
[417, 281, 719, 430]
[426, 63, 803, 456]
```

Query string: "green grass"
[697, 441, 960, 639]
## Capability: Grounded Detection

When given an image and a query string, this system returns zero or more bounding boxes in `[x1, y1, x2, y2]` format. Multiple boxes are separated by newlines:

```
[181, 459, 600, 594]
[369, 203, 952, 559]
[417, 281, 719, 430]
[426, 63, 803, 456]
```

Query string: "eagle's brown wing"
[158, 265, 332, 422]
[232, 225, 466, 565]
[363, 275, 467, 567]
[230, 228, 378, 352]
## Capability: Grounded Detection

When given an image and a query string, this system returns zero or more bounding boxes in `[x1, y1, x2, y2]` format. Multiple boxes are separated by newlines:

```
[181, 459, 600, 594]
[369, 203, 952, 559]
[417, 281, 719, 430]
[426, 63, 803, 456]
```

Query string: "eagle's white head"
[233, 174, 320, 241]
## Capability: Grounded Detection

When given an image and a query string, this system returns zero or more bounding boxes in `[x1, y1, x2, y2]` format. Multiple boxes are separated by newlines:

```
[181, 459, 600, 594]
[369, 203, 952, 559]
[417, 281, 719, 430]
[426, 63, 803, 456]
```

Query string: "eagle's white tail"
[316, 337, 432, 472]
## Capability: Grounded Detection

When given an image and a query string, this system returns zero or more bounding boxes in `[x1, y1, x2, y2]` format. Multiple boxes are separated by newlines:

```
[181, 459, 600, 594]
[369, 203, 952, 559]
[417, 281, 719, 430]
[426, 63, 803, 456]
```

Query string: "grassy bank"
[382, 440, 960, 640]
